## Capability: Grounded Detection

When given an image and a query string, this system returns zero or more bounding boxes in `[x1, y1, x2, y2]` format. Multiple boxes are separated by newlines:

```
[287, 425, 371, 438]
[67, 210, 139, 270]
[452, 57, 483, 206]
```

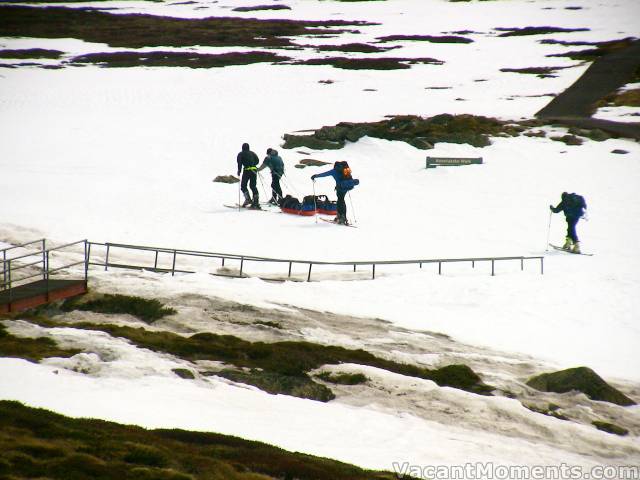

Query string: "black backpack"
[567, 193, 586, 210]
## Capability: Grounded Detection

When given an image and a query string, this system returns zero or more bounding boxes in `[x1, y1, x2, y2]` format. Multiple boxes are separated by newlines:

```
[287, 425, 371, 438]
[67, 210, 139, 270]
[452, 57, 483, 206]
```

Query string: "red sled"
[281, 207, 317, 216]
[318, 208, 337, 216]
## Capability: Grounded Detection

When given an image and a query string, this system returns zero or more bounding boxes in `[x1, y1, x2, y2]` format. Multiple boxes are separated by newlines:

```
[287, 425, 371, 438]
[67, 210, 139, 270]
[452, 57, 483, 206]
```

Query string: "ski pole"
[546, 210, 552, 251]
[283, 172, 301, 197]
[312, 179, 318, 223]
[257, 171, 269, 200]
[237, 171, 241, 211]
[348, 191, 357, 224]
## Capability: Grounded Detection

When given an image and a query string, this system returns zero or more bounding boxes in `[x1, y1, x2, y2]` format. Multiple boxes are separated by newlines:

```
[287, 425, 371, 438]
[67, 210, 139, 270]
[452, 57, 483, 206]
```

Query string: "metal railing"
[87, 241, 544, 282]
[1, 239, 89, 304]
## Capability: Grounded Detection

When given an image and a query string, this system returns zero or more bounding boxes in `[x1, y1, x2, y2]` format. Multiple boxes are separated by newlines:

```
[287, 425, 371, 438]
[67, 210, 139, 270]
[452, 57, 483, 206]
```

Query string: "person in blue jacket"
[550, 192, 587, 253]
[258, 148, 285, 205]
[311, 161, 359, 225]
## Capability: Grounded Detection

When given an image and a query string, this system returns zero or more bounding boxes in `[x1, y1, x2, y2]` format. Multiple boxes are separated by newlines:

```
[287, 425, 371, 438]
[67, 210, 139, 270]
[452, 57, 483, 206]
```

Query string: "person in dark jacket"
[258, 148, 285, 205]
[311, 162, 359, 225]
[550, 192, 587, 253]
[237, 143, 260, 208]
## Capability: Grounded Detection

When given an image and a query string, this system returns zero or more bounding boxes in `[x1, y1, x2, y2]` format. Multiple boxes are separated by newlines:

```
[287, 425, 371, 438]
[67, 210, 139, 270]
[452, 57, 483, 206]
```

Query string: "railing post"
[307, 263, 312, 282]
[521, 258, 524, 271]
[372, 264, 376, 280]
[438, 262, 442, 275]
[288, 261, 292, 278]
[541, 257, 544, 275]
[240, 257, 244, 277]
[353, 264, 356, 272]
[85, 240, 89, 283]
[7, 260, 12, 307]
[472, 260, 475, 269]
[172, 250, 177, 276]
[419, 262, 422, 269]
[491, 259, 495, 276]
[154, 251, 159, 270]
[222, 257, 225, 267]
[42, 247, 47, 282]
[2, 249, 6, 290]
[45, 251, 50, 301]
[105, 244, 110, 271]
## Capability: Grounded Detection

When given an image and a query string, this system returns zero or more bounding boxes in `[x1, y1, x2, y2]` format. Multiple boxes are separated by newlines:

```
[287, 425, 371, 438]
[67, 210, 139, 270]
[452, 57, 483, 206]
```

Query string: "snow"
[1, 0, 640, 475]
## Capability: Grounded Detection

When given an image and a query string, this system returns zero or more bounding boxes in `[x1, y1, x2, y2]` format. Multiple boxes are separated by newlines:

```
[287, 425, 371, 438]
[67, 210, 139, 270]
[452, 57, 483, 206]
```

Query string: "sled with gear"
[280, 195, 317, 216]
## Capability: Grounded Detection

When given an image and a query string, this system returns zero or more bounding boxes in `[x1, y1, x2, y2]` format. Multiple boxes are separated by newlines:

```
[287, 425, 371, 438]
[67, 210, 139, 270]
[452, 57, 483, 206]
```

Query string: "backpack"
[280, 195, 301, 210]
[334, 161, 352, 180]
[565, 193, 585, 209]
[334, 161, 359, 191]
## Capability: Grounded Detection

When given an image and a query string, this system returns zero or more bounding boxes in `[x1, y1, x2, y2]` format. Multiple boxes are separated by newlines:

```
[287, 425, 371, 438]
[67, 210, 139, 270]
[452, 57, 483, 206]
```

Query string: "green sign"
[426, 157, 483, 168]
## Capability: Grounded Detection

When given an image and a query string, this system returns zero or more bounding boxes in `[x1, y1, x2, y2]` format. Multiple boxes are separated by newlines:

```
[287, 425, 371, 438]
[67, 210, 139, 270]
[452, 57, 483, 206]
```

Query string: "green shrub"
[317, 372, 368, 385]
[592, 421, 629, 436]
[63, 294, 176, 323]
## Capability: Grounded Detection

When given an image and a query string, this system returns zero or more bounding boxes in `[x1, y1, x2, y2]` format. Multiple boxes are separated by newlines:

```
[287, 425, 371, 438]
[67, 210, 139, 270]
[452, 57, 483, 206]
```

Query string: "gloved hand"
[549, 205, 553, 211]
[311, 175, 317, 180]
[237, 170, 241, 177]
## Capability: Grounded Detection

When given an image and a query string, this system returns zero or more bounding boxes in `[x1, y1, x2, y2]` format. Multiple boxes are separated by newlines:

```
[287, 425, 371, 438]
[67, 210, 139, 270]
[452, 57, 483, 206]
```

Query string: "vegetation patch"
[0, 400, 410, 480]
[232, 4, 291, 11]
[377, 34, 473, 44]
[500, 66, 568, 78]
[495, 26, 590, 37]
[172, 368, 195, 380]
[0, 322, 80, 362]
[0, 6, 371, 49]
[62, 294, 176, 324]
[595, 88, 640, 109]
[219, 369, 336, 401]
[0, 48, 63, 59]
[523, 403, 569, 421]
[567, 126, 610, 141]
[70, 51, 289, 68]
[592, 421, 629, 436]
[43, 321, 493, 397]
[314, 43, 396, 53]
[282, 114, 522, 151]
[526, 367, 636, 406]
[316, 371, 368, 385]
[549, 134, 583, 146]
[544, 37, 637, 62]
[292, 56, 443, 70]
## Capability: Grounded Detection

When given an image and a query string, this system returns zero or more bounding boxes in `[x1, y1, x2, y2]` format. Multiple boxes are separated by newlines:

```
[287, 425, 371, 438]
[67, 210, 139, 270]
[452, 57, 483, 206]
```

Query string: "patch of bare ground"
[232, 4, 291, 12]
[544, 37, 638, 61]
[499, 66, 570, 78]
[0, 5, 372, 49]
[71, 51, 290, 68]
[292, 56, 443, 70]
[0, 48, 63, 59]
[495, 26, 590, 37]
[313, 42, 398, 53]
[377, 34, 473, 44]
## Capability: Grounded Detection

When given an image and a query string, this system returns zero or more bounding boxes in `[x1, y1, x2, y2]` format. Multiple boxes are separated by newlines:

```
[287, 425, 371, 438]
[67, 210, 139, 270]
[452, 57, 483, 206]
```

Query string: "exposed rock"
[592, 421, 629, 436]
[213, 175, 239, 184]
[550, 134, 583, 146]
[172, 368, 195, 379]
[611, 149, 629, 154]
[526, 367, 636, 406]
[299, 159, 330, 167]
[283, 114, 516, 151]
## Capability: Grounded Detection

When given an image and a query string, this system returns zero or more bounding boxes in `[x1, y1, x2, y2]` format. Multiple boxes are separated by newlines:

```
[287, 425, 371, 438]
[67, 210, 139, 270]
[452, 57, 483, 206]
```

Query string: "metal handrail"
[0, 239, 45, 255]
[88, 241, 544, 281]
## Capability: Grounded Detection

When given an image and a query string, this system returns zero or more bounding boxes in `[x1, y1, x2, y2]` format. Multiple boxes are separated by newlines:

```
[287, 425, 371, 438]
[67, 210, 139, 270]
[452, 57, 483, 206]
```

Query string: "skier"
[236, 143, 260, 209]
[550, 192, 587, 253]
[258, 148, 285, 205]
[311, 161, 359, 225]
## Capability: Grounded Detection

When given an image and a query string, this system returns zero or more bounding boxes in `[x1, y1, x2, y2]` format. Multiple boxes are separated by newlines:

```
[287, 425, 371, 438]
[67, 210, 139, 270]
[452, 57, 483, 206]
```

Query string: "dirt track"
[536, 40, 640, 140]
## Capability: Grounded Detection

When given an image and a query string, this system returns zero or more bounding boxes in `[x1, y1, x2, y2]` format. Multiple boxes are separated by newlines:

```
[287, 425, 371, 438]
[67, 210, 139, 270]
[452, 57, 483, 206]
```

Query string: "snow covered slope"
[1, 0, 639, 475]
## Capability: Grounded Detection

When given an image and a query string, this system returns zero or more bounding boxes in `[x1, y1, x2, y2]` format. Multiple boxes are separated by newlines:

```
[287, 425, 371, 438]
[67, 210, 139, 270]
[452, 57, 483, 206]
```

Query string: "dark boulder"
[526, 367, 636, 406]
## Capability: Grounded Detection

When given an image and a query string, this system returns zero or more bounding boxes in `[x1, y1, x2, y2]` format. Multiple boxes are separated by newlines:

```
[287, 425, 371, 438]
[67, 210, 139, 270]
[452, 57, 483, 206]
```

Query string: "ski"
[223, 204, 269, 211]
[549, 244, 593, 256]
[319, 217, 357, 228]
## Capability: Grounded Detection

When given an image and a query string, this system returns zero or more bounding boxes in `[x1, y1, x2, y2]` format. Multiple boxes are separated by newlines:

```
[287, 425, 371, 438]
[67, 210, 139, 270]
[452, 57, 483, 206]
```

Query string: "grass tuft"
[62, 294, 176, 323]
[316, 371, 368, 385]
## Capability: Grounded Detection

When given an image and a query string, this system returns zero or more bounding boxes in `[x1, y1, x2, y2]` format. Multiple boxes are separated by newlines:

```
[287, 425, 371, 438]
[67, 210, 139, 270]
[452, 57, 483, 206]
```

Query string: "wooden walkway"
[0, 279, 87, 314]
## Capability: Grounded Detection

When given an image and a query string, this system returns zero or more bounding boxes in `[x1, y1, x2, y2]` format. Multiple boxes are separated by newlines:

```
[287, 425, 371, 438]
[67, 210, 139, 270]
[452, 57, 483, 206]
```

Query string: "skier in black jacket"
[237, 143, 260, 208]
[550, 192, 587, 253]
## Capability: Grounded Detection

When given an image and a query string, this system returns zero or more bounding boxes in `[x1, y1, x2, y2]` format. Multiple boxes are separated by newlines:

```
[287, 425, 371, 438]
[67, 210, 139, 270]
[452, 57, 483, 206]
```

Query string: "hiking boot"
[251, 195, 260, 209]
[268, 198, 278, 206]
[572, 242, 581, 254]
[562, 237, 573, 250]
[241, 193, 252, 207]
